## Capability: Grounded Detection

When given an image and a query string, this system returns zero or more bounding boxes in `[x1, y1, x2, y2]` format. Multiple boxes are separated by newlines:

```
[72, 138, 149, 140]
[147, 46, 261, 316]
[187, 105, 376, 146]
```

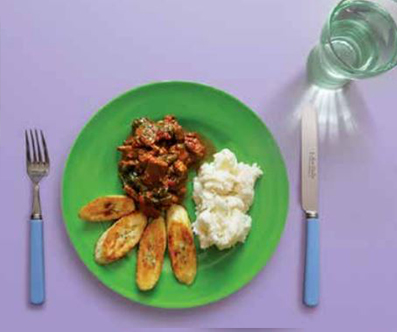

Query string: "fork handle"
[30, 219, 45, 305]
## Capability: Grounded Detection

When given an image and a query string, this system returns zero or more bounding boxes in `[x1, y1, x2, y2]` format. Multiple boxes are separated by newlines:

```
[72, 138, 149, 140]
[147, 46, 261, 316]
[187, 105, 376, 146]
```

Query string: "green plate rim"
[61, 80, 289, 309]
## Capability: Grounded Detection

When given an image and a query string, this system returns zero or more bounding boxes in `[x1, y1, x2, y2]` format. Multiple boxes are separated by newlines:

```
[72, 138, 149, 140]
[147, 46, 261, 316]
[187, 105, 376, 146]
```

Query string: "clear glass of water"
[307, 0, 397, 89]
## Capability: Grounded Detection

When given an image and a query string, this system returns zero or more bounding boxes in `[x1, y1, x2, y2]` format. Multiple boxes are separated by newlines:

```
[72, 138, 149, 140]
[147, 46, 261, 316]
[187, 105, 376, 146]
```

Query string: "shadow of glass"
[262, 72, 374, 170]
[299, 83, 374, 163]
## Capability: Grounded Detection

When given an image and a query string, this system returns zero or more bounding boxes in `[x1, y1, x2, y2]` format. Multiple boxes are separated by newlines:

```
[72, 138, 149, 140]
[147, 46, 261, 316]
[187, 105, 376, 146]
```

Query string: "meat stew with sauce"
[117, 115, 206, 217]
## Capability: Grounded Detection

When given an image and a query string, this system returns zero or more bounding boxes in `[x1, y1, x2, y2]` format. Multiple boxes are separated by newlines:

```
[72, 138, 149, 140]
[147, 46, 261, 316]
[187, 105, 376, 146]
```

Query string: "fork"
[25, 129, 50, 305]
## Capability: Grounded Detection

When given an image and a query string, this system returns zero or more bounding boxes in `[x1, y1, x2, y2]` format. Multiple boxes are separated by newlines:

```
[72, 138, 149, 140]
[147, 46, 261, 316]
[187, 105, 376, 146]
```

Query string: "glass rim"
[325, 0, 397, 77]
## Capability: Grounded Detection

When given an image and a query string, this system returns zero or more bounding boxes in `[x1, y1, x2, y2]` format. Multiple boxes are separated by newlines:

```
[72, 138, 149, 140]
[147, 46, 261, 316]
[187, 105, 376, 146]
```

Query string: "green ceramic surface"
[62, 81, 289, 308]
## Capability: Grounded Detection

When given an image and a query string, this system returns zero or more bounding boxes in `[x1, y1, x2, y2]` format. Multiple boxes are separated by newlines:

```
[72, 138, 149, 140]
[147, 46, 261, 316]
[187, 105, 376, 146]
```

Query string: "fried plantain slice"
[136, 216, 167, 291]
[166, 204, 197, 285]
[79, 195, 135, 222]
[95, 212, 147, 264]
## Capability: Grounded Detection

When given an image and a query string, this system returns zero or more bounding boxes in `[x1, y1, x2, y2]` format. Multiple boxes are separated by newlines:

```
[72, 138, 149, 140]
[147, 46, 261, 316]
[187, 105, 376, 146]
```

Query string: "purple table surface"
[1, 0, 396, 330]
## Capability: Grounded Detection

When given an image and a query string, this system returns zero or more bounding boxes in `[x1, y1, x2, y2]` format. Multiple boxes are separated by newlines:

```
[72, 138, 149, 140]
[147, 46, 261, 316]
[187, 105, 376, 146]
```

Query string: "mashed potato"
[192, 149, 262, 250]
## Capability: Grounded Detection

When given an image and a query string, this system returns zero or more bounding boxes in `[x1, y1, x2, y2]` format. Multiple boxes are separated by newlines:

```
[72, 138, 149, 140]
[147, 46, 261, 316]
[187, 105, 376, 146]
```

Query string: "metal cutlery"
[301, 106, 320, 307]
[25, 129, 50, 305]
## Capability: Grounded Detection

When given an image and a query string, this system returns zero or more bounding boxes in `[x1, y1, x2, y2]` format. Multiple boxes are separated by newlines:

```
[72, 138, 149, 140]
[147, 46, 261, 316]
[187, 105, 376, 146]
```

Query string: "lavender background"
[1, 0, 396, 330]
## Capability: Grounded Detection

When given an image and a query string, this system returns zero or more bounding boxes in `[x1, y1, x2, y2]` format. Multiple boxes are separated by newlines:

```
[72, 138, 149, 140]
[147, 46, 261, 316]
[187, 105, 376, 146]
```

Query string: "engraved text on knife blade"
[308, 150, 317, 179]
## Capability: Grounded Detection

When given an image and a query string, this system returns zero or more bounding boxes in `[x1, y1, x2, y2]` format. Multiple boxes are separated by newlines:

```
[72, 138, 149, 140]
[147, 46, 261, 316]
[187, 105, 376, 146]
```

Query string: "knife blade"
[301, 105, 319, 307]
[301, 105, 318, 216]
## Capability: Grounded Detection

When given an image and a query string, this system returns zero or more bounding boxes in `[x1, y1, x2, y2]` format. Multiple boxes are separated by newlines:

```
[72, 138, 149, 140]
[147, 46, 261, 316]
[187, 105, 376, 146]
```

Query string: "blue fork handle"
[304, 218, 319, 307]
[30, 219, 45, 305]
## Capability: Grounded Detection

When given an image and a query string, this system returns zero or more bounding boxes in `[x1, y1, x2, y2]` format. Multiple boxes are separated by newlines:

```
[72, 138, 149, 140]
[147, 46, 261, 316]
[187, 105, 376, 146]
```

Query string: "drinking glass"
[307, 0, 397, 89]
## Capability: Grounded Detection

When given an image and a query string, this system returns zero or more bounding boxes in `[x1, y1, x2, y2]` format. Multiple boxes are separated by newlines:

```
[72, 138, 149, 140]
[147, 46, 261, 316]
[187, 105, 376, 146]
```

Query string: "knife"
[301, 105, 319, 307]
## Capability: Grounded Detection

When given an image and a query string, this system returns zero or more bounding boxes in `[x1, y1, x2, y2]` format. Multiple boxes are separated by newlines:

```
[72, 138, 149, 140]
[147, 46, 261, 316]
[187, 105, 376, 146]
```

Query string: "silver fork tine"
[30, 129, 37, 163]
[35, 129, 43, 163]
[25, 130, 31, 164]
[40, 130, 50, 165]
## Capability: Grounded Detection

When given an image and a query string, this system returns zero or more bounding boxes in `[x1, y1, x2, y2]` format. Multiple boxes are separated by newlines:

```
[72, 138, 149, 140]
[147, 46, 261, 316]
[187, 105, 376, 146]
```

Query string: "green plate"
[62, 81, 289, 308]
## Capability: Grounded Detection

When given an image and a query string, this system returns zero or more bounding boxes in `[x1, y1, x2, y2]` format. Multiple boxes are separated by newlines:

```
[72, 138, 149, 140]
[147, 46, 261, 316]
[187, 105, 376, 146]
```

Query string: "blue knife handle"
[30, 219, 45, 305]
[304, 217, 319, 307]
